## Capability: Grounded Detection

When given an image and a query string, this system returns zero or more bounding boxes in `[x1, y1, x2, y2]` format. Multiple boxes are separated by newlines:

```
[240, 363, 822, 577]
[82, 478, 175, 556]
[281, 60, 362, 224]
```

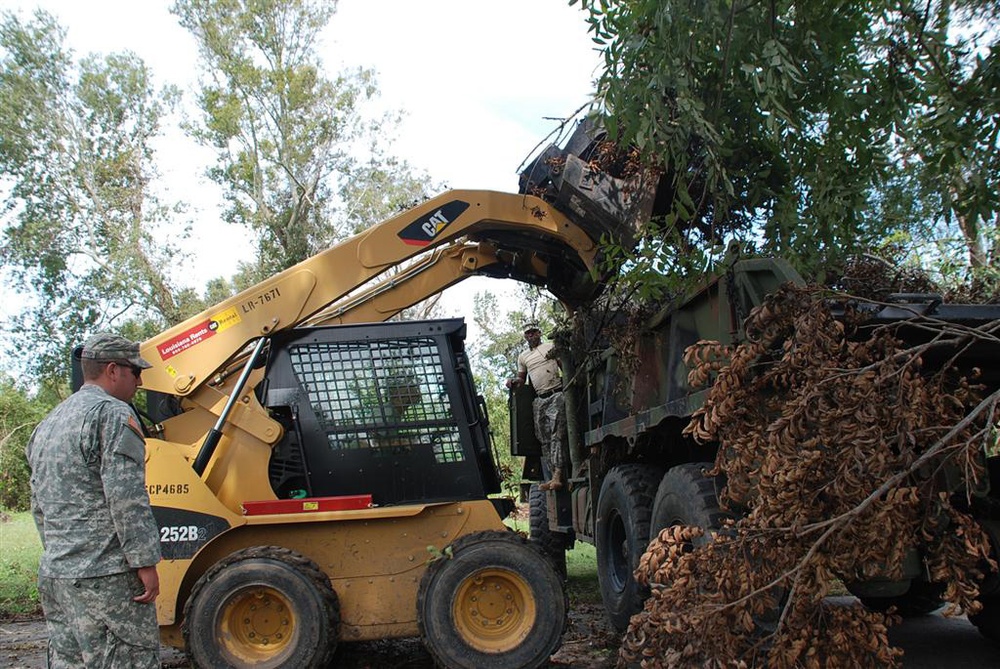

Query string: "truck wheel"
[649, 462, 729, 546]
[857, 579, 945, 617]
[417, 530, 567, 669]
[970, 596, 1000, 644]
[182, 546, 339, 668]
[528, 483, 569, 581]
[595, 463, 664, 632]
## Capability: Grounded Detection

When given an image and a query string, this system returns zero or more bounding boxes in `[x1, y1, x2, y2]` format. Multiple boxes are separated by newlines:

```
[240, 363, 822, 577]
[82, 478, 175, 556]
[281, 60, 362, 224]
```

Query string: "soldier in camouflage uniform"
[26, 333, 162, 669]
[507, 325, 567, 490]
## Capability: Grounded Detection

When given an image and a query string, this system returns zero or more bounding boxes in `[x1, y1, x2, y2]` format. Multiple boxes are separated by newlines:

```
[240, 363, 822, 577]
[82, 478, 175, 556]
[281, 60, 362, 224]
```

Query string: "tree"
[470, 285, 561, 386]
[0, 374, 56, 510]
[578, 0, 999, 288]
[173, 0, 438, 286]
[469, 285, 563, 490]
[0, 10, 186, 388]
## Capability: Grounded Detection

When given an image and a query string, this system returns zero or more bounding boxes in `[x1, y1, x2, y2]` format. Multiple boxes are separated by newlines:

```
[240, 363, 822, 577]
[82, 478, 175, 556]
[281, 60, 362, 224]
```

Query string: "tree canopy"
[0, 10, 188, 386]
[0, 2, 438, 387]
[579, 0, 999, 291]
[173, 0, 437, 285]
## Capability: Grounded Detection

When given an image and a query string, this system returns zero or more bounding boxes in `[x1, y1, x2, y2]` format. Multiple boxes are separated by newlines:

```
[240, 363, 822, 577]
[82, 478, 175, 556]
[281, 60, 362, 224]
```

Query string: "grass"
[565, 541, 601, 605]
[0, 511, 42, 619]
[506, 512, 602, 606]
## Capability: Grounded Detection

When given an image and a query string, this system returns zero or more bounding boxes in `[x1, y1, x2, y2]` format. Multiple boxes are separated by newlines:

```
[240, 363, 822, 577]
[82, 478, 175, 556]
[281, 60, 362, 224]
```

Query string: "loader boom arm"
[141, 191, 597, 396]
[303, 242, 504, 327]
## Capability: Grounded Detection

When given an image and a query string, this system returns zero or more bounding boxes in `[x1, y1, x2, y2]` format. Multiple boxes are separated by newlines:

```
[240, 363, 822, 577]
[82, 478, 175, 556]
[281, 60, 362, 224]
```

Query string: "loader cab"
[259, 319, 501, 507]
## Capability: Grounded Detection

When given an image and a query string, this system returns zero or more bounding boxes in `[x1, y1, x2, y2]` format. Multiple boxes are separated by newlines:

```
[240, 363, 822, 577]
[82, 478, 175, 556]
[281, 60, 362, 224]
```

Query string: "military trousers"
[532, 391, 566, 478]
[38, 571, 159, 669]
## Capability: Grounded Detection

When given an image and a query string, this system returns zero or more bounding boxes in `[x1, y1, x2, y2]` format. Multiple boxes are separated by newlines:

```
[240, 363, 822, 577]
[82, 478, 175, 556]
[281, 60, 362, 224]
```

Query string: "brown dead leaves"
[621, 284, 998, 668]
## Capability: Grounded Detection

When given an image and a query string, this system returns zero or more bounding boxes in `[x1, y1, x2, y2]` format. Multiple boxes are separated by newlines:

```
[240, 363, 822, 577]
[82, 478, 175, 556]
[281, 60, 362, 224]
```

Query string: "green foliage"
[0, 376, 52, 511]
[0, 512, 43, 617]
[470, 286, 561, 384]
[173, 0, 437, 282]
[578, 0, 1000, 287]
[0, 9, 185, 388]
[470, 285, 562, 492]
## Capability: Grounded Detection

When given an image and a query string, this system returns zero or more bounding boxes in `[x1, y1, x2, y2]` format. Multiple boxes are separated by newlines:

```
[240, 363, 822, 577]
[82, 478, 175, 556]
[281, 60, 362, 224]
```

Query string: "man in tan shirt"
[508, 325, 566, 490]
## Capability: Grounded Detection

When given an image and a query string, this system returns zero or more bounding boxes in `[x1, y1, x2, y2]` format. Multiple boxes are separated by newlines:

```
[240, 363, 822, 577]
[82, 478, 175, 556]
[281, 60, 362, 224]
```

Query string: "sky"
[4, 0, 603, 317]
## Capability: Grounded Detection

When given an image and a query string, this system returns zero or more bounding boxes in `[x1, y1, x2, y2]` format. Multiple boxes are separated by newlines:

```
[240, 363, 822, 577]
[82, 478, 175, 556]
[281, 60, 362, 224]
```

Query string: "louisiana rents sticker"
[157, 307, 241, 360]
[397, 200, 470, 246]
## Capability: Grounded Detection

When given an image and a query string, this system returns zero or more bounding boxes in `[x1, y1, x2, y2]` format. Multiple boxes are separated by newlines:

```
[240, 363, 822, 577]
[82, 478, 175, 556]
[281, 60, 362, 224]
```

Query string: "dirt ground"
[7, 600, 1000, 667]
[0, 602, 619, 668]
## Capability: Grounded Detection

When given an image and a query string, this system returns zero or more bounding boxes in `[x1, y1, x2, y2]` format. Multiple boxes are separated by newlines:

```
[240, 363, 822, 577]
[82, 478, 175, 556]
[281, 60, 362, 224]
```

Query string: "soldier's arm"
[25, 433, 46, 548]
[98, 404, 162, 569]
[29, 489, 46, 548]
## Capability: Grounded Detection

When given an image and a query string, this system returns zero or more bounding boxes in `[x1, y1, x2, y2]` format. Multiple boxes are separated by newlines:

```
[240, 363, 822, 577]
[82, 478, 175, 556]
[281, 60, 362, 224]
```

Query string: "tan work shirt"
[517, 342, 561, 394]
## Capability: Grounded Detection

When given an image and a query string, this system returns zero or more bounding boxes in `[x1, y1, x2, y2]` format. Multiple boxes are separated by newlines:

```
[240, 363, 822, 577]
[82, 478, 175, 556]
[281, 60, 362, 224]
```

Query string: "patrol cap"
[79, 333, 152, 369]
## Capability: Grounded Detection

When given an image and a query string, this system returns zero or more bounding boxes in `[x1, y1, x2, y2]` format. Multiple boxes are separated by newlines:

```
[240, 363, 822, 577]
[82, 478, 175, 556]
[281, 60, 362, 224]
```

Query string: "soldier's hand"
[134, 565, 160, 603]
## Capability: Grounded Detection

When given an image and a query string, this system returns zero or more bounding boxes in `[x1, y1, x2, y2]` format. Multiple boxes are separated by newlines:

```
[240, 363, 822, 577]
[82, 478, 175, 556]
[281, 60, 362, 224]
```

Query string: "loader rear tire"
[595, 463, 664, 632]
[528, 483, 569, 581]
[417, 530, 566, 669]
[182, 546, 339, 668]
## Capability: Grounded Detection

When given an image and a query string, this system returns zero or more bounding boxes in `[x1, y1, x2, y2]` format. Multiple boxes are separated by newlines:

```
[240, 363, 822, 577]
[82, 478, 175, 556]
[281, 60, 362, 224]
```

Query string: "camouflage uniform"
[532, 391, 566, 478]
[517, 340, 567, 480]
[26, 334, 161, 669]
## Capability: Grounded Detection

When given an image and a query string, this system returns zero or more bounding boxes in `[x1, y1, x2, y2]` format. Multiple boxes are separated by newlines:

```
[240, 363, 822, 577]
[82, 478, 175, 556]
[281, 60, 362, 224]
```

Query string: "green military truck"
[513, 248, 1000, 639]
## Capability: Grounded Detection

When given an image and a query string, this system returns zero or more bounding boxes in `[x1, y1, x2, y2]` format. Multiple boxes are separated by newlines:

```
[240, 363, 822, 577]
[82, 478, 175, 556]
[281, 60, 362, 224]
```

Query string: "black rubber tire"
[595, 463, 665, 632]
[649, 463, 793, 635]
[417, 530, 567, 669]
[649, 462, 730, 547]
[182, 546, 340, 668]
[528, 483, 569, 581]
[858, 579, 945, 617]
[970, 596, 1000, 644]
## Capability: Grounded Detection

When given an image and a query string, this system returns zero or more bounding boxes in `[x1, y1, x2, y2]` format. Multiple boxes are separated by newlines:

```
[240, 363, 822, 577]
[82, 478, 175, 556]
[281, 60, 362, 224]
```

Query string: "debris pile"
[621, 284, 998, 668]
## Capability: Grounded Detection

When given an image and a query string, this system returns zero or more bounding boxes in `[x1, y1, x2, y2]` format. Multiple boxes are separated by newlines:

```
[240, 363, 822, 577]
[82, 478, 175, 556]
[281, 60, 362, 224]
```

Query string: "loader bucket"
[518, 117, 657, 255]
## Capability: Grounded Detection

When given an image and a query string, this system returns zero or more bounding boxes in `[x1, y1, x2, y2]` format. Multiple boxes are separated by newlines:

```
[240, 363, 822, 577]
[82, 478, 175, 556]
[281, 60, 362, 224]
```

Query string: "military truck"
[511, 248, 1000, 638]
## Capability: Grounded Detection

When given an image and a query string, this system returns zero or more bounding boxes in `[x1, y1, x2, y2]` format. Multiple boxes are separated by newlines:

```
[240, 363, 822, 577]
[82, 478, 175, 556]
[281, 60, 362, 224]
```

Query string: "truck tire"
[595, 463, 664, 632]
[182, 546, 340, 668]
[528, 483, 569, 581]
[417, 530, 567, 669]
[649, 462, 729, 546]
[970, 596, 1000, 644]
[857, 579, 945, 617]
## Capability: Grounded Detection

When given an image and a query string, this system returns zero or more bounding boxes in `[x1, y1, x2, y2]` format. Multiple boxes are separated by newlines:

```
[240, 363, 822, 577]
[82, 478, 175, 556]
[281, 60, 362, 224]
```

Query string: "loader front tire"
[417, 530, 566, 669]
[595, 463, 664, 632]
[182, 546, 339, 668]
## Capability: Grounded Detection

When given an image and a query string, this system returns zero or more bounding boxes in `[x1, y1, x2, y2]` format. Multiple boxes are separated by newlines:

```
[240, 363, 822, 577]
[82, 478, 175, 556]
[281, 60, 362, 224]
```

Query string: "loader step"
[241, 494, 373, 515]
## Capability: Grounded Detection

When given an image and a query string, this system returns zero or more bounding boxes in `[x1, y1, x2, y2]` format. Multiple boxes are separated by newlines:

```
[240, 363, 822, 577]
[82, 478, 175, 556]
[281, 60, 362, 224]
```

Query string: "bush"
[0, 376, 51, 511]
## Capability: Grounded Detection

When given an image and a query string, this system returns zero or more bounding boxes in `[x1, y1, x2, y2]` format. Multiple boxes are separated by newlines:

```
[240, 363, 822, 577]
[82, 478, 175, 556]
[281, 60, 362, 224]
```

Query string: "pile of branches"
[621, 284, 1000, 668]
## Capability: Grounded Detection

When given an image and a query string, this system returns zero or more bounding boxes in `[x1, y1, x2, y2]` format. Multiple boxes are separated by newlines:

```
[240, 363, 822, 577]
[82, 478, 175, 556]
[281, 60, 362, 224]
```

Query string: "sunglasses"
[110, 360, 144, 378]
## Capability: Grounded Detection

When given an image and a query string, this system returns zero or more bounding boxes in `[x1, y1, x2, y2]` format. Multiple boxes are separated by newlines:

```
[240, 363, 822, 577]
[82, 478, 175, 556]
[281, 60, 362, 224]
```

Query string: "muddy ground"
[0, 601, 619, 668]
[6, 599, 1000, 667]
